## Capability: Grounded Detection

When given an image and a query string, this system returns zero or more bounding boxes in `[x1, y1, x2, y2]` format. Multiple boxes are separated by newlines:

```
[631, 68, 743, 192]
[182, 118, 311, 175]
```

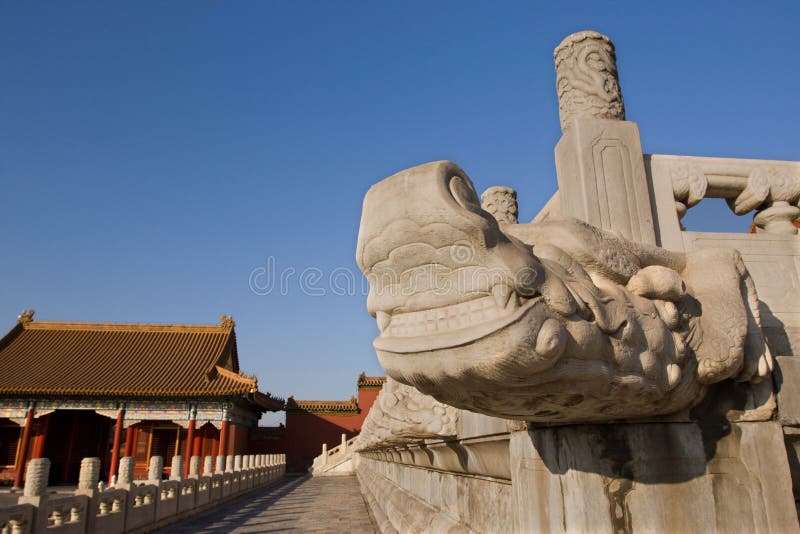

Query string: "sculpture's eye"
[585, 50, 605, 72]
[449, 175, 482, 213]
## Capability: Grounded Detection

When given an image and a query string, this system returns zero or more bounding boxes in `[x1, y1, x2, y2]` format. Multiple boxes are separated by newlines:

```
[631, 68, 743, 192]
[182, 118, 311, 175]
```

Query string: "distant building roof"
[285, 396, 360, 414]
[0, 312, 283, 410]
[357, 372, 387, 388]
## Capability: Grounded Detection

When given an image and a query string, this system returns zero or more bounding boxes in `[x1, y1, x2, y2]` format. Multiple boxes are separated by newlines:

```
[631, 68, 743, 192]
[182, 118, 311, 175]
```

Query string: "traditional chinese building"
[0, 311, 283, 487]
[281, 373, 385, 472]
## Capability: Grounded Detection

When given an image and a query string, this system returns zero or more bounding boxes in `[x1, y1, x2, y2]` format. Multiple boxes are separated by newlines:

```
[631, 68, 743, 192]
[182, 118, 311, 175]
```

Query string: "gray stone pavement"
[156, 475, 376, 533]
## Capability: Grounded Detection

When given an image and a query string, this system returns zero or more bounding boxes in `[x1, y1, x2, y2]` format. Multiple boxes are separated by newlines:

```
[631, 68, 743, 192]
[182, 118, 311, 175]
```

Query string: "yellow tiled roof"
[0, 317, 281, 409]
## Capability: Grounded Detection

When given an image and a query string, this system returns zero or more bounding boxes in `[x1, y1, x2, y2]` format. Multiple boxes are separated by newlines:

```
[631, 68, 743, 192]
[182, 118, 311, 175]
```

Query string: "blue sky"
[1, 1, 798, 423]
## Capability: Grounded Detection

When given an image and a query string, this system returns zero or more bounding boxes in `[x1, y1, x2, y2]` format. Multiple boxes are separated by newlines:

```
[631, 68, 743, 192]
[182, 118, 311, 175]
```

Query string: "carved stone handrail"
[44, 495, 89, 529]
[11, 453, 286, 533]
[653, 154, 800, 234]
[0, 504, 34, 534]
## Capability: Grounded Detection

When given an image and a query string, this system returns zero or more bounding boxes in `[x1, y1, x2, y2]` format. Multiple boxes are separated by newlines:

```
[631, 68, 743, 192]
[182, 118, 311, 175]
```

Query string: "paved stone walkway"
[157, 475, 376, 533]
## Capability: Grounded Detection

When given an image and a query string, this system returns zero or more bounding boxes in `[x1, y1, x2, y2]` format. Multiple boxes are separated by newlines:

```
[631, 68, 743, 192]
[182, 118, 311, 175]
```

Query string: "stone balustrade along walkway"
[156, 475, 376, 533]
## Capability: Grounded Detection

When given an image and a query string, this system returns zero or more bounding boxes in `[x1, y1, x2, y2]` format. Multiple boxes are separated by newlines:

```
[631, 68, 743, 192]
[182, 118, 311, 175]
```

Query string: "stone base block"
[511, 421, 798, 533]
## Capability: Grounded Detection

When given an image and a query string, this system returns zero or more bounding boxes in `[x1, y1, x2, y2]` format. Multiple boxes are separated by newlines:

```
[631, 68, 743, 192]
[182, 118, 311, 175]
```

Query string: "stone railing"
[0, 503, 35, 534]
[43, 495, 89, 533]
[647, 154, 800, 234]
[1, 453, 286, 534]
[311, 434, 359, 476]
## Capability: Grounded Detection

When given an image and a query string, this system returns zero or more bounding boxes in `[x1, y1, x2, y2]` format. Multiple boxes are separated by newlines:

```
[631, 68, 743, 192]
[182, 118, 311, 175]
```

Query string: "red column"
[12, 408, 34, 489]
[124, 425, 137, 457]
[108, 409, 125, 484]
[31, 413, 50, 459]
[192, 426, 203, 458]
[184, 418, 196, 477]
[213, 432, 220, 457]
[218, 420, 229, 457]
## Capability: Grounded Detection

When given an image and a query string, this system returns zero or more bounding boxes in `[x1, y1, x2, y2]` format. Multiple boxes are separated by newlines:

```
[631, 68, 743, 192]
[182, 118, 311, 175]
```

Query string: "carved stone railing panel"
[0, 504, 34, 534]
[311, 435, 361, 475]
[648, 154, 800, 237]
[178, 479, 197, 513]
[43, 495, 89, 533]
[125, 484, 157, 531]
[156, 480, 179, 520]
[93, 488, 126, 534]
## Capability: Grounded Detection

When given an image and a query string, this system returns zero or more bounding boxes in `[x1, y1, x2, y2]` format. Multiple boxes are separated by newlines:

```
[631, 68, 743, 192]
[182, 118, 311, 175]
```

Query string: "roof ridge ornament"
[17, 309, 35, 324]
[220, 314, 235, 328]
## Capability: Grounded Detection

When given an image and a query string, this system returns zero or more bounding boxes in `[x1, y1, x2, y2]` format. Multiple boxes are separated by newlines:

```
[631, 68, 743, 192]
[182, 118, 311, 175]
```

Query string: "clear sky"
[1, 1, 798, 423]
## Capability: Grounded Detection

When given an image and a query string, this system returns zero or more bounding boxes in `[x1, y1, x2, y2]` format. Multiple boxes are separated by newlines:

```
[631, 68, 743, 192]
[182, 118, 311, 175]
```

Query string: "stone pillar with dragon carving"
[554, 31, 657, 245]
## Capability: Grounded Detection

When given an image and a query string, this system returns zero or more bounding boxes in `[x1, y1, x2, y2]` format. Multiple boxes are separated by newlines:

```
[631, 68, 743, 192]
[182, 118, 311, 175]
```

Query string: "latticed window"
[150, 427, 180, 467]
[0, 424, 21, 467]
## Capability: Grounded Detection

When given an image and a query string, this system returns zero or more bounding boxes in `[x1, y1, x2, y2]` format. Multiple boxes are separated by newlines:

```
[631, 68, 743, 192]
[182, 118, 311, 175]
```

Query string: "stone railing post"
[321, 443, 327, 466]
[18, 458, 50, 507]
[148, 456, 164, 485]
[75, 457, 100, 497]
[553, 30, 656, 245]
[18, 457, 50, 533]
[215, 455, 225, 474]
[233, 455, 242, 472]
[481, 186, 519, 225]
[115, 456, 135, 491]
[225, 455, 234, 474]
[188, 455, 201, 479]
[170, 455, 183, 481]
[341, 433, 347, 453]
[203, 456, 213, 476]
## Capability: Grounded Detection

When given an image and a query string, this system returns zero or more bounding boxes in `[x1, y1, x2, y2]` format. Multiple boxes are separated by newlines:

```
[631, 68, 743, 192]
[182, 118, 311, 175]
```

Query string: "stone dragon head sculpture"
[354, 377, 458, 451]
[356, 161, 773, 423]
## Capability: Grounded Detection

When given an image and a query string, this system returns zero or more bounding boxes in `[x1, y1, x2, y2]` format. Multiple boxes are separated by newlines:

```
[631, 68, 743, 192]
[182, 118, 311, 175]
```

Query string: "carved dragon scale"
[355, 160, 773, 423]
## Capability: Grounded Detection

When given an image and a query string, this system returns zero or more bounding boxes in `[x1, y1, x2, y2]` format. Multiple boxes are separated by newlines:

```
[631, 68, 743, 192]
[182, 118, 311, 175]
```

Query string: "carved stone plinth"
[555, 118, 656, 245]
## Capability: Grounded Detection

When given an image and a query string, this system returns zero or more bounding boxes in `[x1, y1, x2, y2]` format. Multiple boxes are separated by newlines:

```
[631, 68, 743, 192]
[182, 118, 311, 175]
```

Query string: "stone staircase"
[311, 434, 358, 476]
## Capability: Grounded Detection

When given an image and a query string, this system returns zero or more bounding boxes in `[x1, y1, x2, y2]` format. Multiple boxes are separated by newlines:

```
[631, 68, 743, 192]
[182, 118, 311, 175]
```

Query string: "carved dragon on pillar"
[355, 160, 773, 423]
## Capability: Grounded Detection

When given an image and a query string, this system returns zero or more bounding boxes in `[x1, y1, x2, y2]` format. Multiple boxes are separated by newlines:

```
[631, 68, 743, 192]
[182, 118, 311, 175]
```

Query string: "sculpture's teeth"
[376, 311, 391, 332]
[382, 295, 513, 338]
[666, 364, 681, 390]
[492, 284, 516, 310]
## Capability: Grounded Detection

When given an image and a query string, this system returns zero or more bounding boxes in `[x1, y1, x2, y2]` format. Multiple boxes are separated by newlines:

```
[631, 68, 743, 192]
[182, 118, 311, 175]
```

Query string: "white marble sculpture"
[354, 377, 458, 451]
[554, 30, 624, 131]
[356, 160, 773, 422]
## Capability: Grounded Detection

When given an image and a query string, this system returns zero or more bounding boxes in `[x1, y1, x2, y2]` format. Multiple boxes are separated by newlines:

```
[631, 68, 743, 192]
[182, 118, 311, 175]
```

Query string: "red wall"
[282, 386, 382, 472]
